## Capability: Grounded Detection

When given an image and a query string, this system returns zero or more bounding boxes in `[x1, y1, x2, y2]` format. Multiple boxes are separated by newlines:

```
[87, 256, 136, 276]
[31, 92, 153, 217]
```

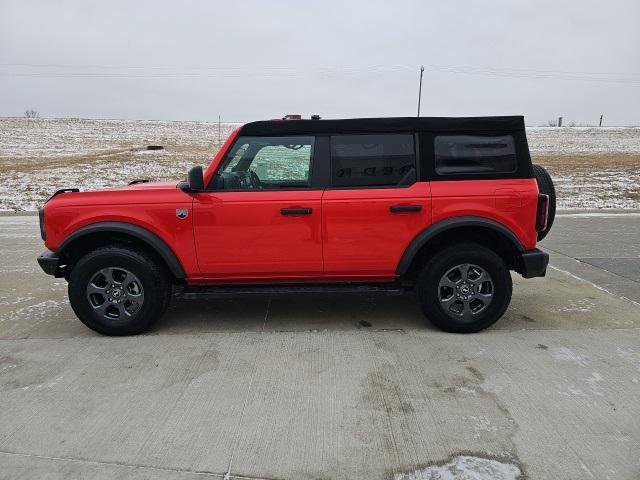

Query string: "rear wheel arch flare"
[58, 222, 186, 280]
[397, 216, 524, 277]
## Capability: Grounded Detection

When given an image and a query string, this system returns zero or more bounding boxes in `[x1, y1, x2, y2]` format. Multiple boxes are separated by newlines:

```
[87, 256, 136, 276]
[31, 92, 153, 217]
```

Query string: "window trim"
[327, 132, 418, 190]
[207, 135, 321, 192]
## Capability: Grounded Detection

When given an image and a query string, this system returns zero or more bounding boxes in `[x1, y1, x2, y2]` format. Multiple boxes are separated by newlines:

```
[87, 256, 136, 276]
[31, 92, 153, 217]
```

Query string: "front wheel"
[68, 246, 171, 335]
[416, 243, 512, 333]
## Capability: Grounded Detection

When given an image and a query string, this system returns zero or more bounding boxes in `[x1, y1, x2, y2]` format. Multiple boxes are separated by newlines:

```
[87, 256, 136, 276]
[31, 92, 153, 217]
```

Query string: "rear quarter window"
[434, 135, 516, 175]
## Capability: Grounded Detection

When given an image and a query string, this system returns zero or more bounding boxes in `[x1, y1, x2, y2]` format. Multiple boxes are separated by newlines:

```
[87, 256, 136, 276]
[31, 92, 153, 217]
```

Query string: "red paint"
[430, 179, 539, 250]
[192, 189, 323, 277]
[322, 182, 431, 275]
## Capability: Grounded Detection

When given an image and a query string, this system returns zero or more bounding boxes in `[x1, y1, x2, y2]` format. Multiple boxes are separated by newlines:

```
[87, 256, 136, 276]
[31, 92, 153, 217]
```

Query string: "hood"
[44, 180, 191, 208]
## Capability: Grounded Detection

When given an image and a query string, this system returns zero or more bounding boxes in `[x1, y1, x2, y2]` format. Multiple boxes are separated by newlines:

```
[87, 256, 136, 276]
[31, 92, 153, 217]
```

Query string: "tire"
[532, 164, 556, 241]
[416, 243, 512, 333]
[68, 246, 171, 336]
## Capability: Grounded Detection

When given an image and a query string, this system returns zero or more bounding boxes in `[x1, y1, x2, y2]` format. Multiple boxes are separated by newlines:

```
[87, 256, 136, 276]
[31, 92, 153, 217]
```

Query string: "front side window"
[434, 135, 516, 175]
[330, 134, 415, 187]
[214, 136, 314, 190]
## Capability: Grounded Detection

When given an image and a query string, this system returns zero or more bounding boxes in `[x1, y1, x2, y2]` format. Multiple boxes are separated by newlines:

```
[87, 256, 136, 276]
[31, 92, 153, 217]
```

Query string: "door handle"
[390, 204, 422, 213]
[281, 207, 313, 215]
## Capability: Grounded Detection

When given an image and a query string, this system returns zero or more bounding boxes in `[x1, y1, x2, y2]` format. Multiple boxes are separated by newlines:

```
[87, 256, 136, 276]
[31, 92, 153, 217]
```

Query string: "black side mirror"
[187, 165, 204, 191]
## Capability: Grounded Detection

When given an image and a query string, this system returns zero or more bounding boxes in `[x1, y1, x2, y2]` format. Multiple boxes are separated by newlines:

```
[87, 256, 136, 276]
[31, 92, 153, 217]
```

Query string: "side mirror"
[187, 165, 204, 191]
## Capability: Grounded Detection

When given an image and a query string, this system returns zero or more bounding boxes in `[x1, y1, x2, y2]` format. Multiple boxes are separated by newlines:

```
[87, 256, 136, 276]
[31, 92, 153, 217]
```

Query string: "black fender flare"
[395, 216, 524, 275]
[58, 221, 186, 279]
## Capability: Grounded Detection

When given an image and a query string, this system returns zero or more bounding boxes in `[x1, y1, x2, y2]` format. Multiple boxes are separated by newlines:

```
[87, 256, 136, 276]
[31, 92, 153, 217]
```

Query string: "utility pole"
[417, 65, 424, 117]
[599, 114, 603, 127]
[218, 115, 221, 145]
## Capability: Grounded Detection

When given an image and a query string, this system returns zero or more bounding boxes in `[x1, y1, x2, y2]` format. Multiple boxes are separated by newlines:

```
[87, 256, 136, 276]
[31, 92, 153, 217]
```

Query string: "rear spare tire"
[533, 164, 556, 241]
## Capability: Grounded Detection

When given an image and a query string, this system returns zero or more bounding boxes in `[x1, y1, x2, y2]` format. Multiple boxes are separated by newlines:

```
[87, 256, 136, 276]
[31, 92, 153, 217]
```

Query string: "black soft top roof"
[240, 116, 525, 136]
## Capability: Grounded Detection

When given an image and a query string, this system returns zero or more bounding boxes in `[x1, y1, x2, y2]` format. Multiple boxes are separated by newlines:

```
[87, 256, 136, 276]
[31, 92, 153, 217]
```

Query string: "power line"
[1, 62, 638, 77]
[0, 63, 639, 85]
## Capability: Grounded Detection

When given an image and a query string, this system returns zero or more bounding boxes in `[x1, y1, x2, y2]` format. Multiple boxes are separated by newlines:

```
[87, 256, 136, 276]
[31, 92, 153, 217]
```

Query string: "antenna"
[417, 65, 424, 117]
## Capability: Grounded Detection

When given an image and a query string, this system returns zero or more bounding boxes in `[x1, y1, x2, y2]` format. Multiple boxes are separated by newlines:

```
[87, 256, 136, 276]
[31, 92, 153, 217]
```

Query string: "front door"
[322, 133, 431, 276]
[193, 135, 323, 279]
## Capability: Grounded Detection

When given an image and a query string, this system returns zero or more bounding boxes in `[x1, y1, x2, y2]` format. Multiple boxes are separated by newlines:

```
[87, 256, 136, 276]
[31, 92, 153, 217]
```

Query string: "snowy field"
[0, 118, 639, 211]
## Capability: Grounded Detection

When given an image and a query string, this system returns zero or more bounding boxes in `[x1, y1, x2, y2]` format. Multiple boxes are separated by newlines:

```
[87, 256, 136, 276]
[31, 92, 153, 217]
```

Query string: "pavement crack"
[0, 450, 226, 477]
[544, 245, 640, 285]
[223, 294, 272, 480]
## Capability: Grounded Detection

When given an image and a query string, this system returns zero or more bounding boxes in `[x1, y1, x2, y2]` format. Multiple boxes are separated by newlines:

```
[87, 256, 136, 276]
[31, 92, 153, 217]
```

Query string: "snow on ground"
[527, 126, 640, 156]
[0, 118, 239, 211]
[393, 455, 522, 480]
[0, 118, 639, 211]
[0, 117, 237, 161]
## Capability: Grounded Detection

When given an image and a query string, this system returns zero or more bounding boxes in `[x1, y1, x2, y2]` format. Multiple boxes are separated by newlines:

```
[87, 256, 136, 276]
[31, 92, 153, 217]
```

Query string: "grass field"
[0, 118, 639, 211]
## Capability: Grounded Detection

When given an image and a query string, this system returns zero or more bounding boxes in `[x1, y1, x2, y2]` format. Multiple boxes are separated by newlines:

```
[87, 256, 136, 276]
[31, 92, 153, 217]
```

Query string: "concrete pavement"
[1, 214, 639, 479]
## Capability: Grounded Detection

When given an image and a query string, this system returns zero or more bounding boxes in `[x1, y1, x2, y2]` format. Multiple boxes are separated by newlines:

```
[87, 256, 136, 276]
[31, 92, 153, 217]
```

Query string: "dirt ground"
[534, 153, 640, 209]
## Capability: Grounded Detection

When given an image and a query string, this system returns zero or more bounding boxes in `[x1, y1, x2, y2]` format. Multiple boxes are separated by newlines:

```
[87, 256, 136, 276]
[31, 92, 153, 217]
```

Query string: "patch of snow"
[617, 347, 640, 372]
[468, 416, 498, 438]
[394, 455, 522, 480]
[558, 384, 587, 397]
[458, 386, 478, 395]
[558, 299, 596, 313]
[586, 371, 605, 396]
[552, 347, 588, 367]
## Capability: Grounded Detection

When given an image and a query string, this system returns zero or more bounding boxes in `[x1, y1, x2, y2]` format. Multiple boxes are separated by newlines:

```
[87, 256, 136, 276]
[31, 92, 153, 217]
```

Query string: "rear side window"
[434, 135, 516, 175]
[330, 134, 415, 187]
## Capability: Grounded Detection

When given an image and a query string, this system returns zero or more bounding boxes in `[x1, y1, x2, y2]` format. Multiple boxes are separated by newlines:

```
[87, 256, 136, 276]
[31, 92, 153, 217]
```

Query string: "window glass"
[330, 134, 415, 187]
[434, 135, 516, 175]
[215, 136, 314, 190]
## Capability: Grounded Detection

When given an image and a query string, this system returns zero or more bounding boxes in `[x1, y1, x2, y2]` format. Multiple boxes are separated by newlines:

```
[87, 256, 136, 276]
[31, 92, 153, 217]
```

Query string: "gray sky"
[1, 0, 639, 125]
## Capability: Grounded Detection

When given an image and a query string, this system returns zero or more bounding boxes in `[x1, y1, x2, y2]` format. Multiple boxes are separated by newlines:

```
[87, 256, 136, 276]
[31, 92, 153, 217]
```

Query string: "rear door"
[193, 135, 323, 278]
[321, 133, 431, 276]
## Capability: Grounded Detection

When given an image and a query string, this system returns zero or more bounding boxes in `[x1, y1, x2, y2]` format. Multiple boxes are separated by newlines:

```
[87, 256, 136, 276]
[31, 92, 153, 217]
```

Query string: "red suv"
[37, 116, 554, 335]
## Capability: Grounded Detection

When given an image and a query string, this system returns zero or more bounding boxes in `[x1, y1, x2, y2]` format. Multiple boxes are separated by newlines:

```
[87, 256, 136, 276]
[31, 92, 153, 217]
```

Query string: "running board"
[181, 283, 408, 299]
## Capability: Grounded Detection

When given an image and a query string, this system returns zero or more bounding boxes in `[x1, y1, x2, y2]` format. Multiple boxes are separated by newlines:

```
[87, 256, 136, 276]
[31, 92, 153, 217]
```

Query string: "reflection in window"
[331, 134, 415, 187]
[434, 135, 516, 175]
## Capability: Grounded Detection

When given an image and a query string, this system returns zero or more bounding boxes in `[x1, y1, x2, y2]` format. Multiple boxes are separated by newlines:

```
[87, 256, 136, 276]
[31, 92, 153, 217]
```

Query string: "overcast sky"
[1, 0, 639, 125]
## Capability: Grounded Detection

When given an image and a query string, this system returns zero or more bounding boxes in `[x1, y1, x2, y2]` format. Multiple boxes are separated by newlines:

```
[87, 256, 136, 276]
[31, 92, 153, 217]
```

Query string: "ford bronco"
[37, 116, 555, 335]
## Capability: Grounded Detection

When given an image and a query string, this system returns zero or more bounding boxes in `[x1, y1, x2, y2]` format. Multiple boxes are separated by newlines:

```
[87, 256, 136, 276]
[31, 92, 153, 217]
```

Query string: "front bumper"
[37, 251, 63, 277]
[518, 248, 549, 279]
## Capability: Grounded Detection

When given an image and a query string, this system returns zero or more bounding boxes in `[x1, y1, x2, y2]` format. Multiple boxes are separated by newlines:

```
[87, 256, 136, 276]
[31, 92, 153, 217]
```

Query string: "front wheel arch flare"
[58, 222, 186, 280]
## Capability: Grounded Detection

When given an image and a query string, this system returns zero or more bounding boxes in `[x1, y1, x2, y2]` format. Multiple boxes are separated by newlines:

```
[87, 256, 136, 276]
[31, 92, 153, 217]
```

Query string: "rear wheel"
[416, 243, 512, 333]
[68, 246, 171, 335]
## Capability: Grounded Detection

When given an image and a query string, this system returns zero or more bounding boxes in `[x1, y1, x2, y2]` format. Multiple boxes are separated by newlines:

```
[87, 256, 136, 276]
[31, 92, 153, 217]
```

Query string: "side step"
[181, 282, 409, 299]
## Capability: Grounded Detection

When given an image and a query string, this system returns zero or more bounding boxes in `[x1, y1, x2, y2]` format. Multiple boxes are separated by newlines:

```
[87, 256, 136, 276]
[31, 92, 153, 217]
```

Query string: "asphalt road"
[1, 214, 639, 480]
[540, 212, 640, 304]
